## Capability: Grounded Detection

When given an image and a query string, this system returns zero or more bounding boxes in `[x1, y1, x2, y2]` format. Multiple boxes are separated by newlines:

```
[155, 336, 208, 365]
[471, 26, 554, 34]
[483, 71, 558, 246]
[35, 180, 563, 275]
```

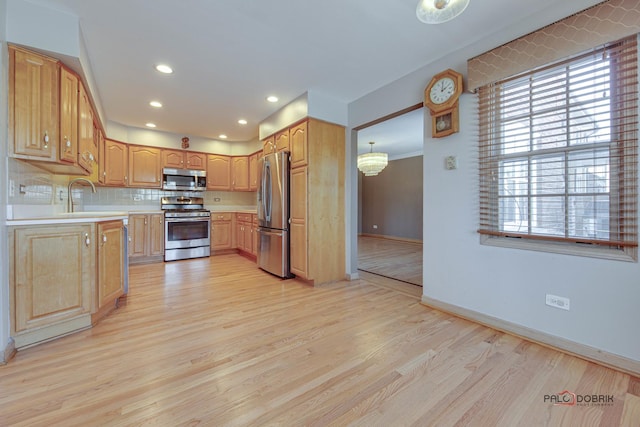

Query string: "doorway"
[356, 106, 424, 286]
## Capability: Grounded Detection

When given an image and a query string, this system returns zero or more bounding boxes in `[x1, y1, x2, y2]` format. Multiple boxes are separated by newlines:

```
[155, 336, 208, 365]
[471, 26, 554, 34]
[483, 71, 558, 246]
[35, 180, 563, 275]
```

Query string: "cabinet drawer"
[236, 213, 252, 222]
[212, 212, 233, 221]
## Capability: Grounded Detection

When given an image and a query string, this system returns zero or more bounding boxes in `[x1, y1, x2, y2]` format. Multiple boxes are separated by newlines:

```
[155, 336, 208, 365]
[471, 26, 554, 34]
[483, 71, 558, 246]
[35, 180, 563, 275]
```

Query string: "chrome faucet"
[67, 178, 96, 213]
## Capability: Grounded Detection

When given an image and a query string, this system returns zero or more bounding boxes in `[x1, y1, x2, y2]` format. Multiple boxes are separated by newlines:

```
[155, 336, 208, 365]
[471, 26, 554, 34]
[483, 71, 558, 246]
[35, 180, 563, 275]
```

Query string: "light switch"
[445, 155, 458, 170]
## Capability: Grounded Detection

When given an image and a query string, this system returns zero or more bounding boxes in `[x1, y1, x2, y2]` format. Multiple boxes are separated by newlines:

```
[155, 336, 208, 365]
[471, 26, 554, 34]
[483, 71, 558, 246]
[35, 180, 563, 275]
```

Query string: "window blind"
[478, 35, 638, 254]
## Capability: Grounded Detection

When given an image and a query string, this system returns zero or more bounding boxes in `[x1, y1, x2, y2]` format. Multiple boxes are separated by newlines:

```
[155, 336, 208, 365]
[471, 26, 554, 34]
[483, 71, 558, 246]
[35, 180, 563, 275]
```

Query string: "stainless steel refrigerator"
[257, 151, 292, 278]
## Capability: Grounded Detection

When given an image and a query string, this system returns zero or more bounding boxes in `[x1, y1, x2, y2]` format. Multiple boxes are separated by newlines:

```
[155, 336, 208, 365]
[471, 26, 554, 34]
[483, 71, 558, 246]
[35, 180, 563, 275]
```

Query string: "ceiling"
[24, 0, 604, 155]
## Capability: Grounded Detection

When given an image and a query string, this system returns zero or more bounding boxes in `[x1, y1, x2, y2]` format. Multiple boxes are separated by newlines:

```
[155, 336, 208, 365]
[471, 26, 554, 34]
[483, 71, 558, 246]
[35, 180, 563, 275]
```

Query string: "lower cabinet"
[211, 212, 233, 251]
[96, 220, 125, 319]
[129, 213, 164, 263]
[235, 213, 255, 257]
[9, 220, 125, 349]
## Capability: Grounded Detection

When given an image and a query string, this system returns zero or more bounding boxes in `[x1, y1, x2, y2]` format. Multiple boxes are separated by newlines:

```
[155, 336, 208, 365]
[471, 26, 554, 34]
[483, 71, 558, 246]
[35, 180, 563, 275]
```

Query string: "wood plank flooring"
[1, 254, 639, 426]
[358, 235, 423, 286]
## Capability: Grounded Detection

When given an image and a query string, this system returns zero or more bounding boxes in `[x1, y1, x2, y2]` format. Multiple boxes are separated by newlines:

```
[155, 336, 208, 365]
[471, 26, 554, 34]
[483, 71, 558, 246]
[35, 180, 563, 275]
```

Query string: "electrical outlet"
[445, 155, 458, 170]
[372, 224, 378, 229]
[546, 294, 570, 311]
[214, 197, 221, 202]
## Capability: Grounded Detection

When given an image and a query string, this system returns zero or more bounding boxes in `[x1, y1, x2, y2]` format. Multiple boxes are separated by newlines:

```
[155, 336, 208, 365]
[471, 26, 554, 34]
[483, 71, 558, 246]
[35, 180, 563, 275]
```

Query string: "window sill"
[480, 234, 637, 262]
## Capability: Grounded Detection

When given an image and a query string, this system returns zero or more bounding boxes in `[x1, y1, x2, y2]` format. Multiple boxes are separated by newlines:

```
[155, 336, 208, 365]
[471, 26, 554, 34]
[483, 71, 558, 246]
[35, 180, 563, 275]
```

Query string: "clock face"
[429, 77, 456, 105]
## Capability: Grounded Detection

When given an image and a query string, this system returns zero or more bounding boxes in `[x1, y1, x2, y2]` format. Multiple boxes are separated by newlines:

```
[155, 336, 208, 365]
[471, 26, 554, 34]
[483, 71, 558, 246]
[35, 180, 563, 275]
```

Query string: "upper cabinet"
[102, 139, 128, 186]
[162, 149, 207, 170]
[77, 84, 96, 174]
[262, 135, 275, 155]
[249, 151, 259, 191]
[207, 154, 232, 190]
[290, 121, 308, 168]
[59, 66, 79, 164]
[232, 156, 250, 191]
[275, 129, 290, 153]
[128, 145, 161, 188]
[9, 46, 59, 161]
[9, 45, 103, 175]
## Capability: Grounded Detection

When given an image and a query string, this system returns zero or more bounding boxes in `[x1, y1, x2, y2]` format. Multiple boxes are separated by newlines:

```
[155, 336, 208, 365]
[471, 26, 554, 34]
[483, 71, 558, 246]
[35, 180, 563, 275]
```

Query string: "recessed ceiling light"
[219, 134, 228, 139]
[238, 119, 248, 125]
[149, 101, 163, 108]
[145, 122, 157, 128]
[155, 64, 173, 74]
[266, 96, 279, 103]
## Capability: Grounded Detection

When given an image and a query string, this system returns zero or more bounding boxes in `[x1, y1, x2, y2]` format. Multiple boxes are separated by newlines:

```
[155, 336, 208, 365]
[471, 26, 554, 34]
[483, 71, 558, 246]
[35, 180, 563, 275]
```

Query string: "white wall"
[0, 0, 10, 361]
[348, 24, 640, 362]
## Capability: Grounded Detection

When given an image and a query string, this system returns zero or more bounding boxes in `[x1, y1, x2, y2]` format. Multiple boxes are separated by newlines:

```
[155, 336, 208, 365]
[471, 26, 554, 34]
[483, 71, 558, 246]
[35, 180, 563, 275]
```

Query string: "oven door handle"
[165, 217, 211, 222]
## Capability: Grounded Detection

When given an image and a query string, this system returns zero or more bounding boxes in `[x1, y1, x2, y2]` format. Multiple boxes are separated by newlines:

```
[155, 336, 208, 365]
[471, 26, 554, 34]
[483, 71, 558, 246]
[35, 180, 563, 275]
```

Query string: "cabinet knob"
[65, 138, 71, 148]
[84, 233, 91, 247]
[102, 234, 107, 244]
[43, 131, 49, 148]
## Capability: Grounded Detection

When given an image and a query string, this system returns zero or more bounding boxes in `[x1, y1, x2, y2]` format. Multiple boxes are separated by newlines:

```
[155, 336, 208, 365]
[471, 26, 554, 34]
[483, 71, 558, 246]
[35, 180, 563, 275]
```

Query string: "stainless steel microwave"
[162, 168, 207, 191]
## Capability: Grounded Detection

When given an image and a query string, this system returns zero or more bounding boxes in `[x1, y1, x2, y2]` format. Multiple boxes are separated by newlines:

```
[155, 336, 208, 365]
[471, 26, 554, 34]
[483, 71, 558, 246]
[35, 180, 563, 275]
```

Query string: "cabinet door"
[10, 46, 59, 160]
[59, 66, 78, 164]
[13, 225, 93, 332]
[249, 152, 259, 191]
[290, 167, 308, 278]
[186, 152, 207, 170]
[232, 156, 250, 191]
[97, 221, 124, 308]
[290, 121, 308, 168]
[211, 220, 232, 250]
[103, 139, 128, 186]
[275, 129, 290, 152]
[128, 214, 148, 258]
[162, 149, 184, 168]
[128, 146, 161, 188]
[252, 215, 258, 257]
[236, 221, 245, 251]
[262, 136, 275, 155]
[77, 84, 95, 173]
[149, 213, 165, 257]
[207, 154, 232, 190]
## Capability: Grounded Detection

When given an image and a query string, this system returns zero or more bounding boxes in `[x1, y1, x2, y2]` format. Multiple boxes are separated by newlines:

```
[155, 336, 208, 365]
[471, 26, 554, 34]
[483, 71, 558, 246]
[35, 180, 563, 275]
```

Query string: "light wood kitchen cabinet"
[232, 156, 250, 191]
[101, 139, 128, 186]
[262, 135, 275, 155]
[77, 84, 96, 173]
[290, 120, 308, 168]
[249, 151, 260, 191]
[252, 214, 258, 257]
[162, 149, 207, 170]
[59, 65, 79, 164]
[288, 119, 345, 285]
[9, 45, 59, 161]
[207, 154, 232, 190]
[128, 145, 161, 188]
[235, 213, 254, 255]
[9, 224, 94, 348]
[290, 167, 308, 277]
[211, 212, 233, 251]
[129, 213, 164, 263]
[97, 221, 125, 311]
[275, 129, 290, 152]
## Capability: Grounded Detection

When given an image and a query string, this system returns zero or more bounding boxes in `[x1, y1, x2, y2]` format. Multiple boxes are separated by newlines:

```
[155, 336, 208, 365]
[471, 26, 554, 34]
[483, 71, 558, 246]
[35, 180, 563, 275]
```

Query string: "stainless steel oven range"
[161, 196, 211, 262]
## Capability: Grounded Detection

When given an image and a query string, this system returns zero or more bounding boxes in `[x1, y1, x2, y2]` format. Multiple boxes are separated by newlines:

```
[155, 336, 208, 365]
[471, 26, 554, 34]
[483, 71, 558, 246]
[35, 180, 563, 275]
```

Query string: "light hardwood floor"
[358, 235, 423, 286]
[1, 254, 639, 426]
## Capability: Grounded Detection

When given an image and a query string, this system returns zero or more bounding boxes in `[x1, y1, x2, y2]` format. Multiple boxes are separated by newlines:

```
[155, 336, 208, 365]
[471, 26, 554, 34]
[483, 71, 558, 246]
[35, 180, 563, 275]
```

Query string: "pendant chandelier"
[357, 142, 388, 176]
[416, 0, 470, 24]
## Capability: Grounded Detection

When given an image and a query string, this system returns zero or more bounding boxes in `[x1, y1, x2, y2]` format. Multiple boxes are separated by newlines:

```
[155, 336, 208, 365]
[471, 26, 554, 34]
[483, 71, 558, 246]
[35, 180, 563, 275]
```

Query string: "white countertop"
[7, 211, 129, 226]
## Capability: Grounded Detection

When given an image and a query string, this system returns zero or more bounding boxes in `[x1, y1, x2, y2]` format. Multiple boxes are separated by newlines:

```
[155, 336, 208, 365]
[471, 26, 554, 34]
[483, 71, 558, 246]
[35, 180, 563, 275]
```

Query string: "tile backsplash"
[8, 158, 257, 214]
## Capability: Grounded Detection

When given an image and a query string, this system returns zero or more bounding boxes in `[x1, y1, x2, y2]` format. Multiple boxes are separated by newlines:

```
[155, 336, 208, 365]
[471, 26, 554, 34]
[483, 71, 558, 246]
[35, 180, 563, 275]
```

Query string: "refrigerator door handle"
[260, 229, 285, 237]
[264, 161, 272, 222]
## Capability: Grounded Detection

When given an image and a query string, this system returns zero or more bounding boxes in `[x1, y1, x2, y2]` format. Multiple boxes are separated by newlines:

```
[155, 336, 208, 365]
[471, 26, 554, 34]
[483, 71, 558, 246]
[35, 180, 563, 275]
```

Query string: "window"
[478, 36, 638, 260]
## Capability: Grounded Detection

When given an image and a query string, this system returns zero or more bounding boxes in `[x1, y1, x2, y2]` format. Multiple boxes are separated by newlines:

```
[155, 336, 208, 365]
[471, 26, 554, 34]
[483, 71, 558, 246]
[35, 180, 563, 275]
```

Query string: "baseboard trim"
[359, 233, 423, 245]
[1, 338, 16, 365]
[421, 295, 640, 377]
[346, 272, 360, 281]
